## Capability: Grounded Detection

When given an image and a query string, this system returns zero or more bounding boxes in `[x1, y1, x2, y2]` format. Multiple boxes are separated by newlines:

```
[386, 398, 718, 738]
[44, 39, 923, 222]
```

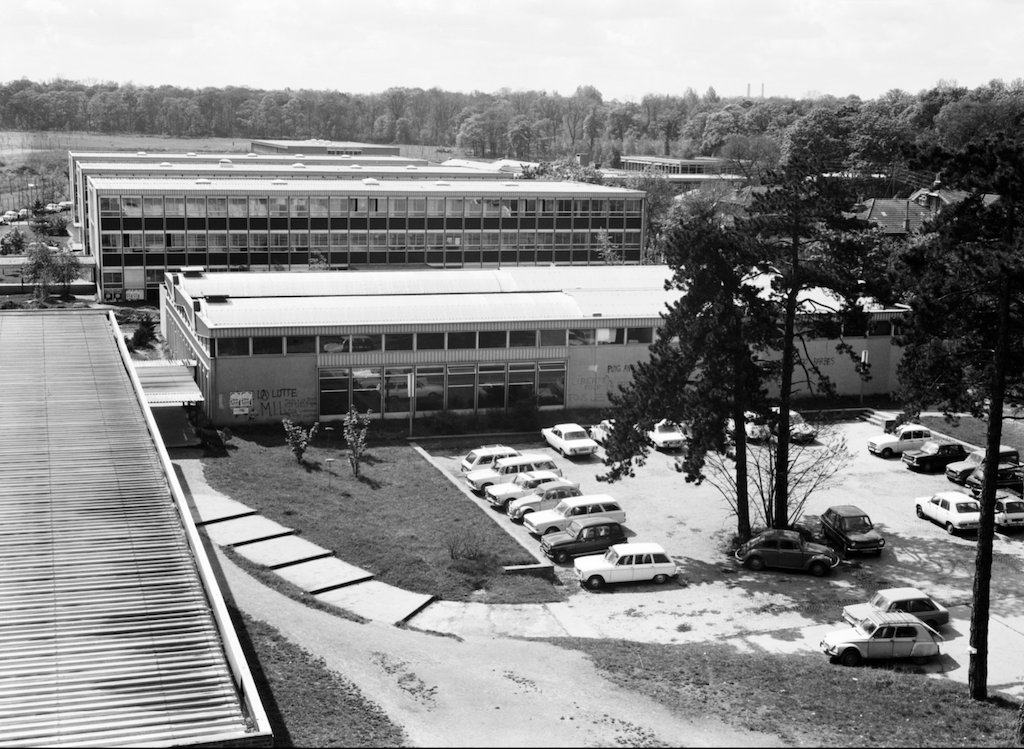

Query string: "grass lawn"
[200, 428, 566, 604]
[559, 639, 1021, 747]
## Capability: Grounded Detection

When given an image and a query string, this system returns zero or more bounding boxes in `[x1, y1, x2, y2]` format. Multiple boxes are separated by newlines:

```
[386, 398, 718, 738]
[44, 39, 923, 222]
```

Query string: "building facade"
[161, 266, 679, 427]
[88, 178, 647, 301]
[68, 151, 428, 228]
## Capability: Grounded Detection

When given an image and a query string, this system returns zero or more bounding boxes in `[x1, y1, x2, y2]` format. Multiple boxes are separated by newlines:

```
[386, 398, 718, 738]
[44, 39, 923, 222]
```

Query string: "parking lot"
[427, 418, 1024, 701]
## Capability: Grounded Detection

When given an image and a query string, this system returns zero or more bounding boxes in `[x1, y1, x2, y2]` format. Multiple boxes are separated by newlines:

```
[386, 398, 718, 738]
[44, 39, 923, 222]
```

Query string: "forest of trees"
[1, 77, 1023, 178]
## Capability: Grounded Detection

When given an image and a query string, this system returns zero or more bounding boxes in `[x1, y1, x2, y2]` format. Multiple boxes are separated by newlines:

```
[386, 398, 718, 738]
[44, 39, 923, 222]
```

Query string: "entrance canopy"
[133, 359, 204, 406]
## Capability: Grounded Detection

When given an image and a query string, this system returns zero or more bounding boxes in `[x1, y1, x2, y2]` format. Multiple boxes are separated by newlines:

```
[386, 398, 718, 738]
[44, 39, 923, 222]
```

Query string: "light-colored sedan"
[484, 470, 567, 511]
[995, 496, 1024, 530]
[574, 542, 678, 590]
[647, 420, 688, 451]
[842, 587, 949, 629]
[588, 419, 615, 444]
[915, 491, 981, 535]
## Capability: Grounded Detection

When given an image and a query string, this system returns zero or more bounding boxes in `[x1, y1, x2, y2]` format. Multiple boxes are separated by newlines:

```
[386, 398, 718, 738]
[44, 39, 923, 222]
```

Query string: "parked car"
[507, 481, 583, 523]
[902, 441, 970, 473]
[2, 210, 18, 222]
[726, 411, 771, 443]
[945, 444, 1020, 484]
[914, 491, 981, 534]
[465, 454, 561, 493]
[574, 542, 678, 590]
[540, 516, 627, 564]
[771, 407, 817, 443]
[867, 423, 932, 458]
[523, 493, 625, 536]
[45, 203, 60, 213]
[965, 462, 1024, 496]
[819, 505, 885, 557]
[541, 423, 599, 457]
[646, 419, 688, 451]
[842, 587, 950, 629]
[588, 419, 615, 444]
[820, 610, 943, 667]
[57, 200, 73, 211]
[995, 496, 1024, 530]
[484, 470, 572, 511]
[460, 444, 520, 473]
[734, 529, 840, 577]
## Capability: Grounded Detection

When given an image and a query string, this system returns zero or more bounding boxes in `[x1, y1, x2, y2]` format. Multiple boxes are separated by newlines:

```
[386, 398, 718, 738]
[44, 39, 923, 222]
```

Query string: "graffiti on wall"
[225, 387, 317, 420]
[567, 363, 636, 404]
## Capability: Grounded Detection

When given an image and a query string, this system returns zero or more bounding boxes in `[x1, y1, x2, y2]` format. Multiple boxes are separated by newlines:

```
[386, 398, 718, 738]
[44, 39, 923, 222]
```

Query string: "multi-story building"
[74, 161, 506, 255]
[87, 177, 647, 301]
[249, 139, 401, 156]
[68, 151, 428, 227]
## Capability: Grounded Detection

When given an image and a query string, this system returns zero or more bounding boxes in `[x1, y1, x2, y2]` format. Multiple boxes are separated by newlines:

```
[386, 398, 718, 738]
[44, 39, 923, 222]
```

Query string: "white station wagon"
[574, 542, 678, 590]
[523, 494, 625, 536]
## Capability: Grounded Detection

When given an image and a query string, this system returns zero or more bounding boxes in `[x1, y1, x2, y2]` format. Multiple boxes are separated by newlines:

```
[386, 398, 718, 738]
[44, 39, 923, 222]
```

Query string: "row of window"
[100, 230, 643, 251]
[97, 195, 644, 219]
[318, 363, 566, 415]
[213, 327, 655, 357]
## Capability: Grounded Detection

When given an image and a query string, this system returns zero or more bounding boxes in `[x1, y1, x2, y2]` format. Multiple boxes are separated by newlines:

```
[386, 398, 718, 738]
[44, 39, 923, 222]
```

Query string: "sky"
[4, 0, 1022, 102]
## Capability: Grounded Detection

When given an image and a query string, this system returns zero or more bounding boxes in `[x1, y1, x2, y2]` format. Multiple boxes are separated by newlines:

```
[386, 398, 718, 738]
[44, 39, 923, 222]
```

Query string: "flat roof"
[0, 309, 268, 746]
[251, 139, 385, 148]
[72, 151, 426, 166]
[174, 266, 679, 331]
[88, 177, 646, 196]
[133, 360, 205, 405]
[79, 162, 502, 177]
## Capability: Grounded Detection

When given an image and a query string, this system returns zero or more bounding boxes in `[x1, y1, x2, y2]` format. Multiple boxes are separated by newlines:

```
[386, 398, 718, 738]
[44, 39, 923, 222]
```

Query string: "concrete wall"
[565, 344, 652, 409]
[211, 355, 319, 425]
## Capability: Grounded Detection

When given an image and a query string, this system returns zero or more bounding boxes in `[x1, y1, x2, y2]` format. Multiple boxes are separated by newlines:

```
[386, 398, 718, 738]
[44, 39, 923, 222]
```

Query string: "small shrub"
[283, 419, 318, 463]
[342, 406, 372, 477]
[424, 410, 465, 435]
[131, 316, 158, 348]
[443, 527, 486, 560]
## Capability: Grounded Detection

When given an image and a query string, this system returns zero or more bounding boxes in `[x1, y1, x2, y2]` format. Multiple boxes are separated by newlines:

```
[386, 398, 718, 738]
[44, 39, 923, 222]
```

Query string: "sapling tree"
[282, 419, 318, 463]
[342, 405, 372, 477]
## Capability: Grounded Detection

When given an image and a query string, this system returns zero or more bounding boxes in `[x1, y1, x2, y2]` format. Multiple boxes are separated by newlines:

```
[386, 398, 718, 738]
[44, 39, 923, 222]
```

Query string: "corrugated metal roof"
[134, 362, 204, 405]
[72, 151, 425, 166]
[564, 289, 678, 318]
[88, 177, 646, 196]
[80, 162, 504, 178]
[201, 292, 585, 328]
[0, 310, 261, 747]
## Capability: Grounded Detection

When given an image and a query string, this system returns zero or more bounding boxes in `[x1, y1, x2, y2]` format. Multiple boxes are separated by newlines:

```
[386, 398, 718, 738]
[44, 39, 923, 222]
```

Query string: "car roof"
[560, 493, 617, 506]
[618, 541, 666, 555]
[566, 515, 620, 528]
[826, 505, 869, 516]
[864, 610, 928, 626]
[929, 490, 975, 501]
[520, 470, 560, 480]
[875, 587, 929, 600]
[753, 529, 803, 541]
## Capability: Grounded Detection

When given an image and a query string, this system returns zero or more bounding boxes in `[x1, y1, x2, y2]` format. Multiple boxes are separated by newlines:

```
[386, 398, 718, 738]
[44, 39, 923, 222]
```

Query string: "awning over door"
[133, 359, 204, 406]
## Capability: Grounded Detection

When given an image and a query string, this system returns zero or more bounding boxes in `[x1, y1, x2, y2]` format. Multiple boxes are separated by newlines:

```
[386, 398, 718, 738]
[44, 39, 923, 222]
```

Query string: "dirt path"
[211, 545, 784, 748]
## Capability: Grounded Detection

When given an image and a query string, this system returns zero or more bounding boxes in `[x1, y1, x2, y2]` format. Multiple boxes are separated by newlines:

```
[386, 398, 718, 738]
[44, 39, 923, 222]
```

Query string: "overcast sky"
[5, 0, 1021, 102]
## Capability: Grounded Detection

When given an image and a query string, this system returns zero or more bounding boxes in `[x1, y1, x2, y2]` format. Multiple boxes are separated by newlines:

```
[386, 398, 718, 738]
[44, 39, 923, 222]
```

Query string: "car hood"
[945, 459, 975, 473]
[541, 530, 574, 548]
[525, 509, 562, 526]
[805, 541, 838, 558]
[574, 555, 611, 574]
[821, 627, 861, 649]
[846, 529, 884, 544]
[842, 603, 873, 623]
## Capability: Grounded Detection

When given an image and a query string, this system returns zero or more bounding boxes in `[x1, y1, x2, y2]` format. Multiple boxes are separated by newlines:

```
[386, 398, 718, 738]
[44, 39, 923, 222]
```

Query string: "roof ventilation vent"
[341, 154, 352, 159]
[295, 153, 305, 158]
[187, 152, 196, 156]
[137, 151, 147, 155]
[195, 178, 212, 185]
[247, 152, 258, 157]
[159, 162, 173, 167]
[435, 181, 450, 186]
[362, 177, 380, 185]
[406, 165, 418, 170]
[219, 158, 233, 168]
[272, 179, 288, 185]
[292, 162, 306, 168]
[350, 164, 362, 169]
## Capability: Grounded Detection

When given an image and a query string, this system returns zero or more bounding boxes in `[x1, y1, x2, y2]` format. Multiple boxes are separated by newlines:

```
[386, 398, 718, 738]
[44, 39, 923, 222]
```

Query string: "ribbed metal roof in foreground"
[0, 310, 268, 747]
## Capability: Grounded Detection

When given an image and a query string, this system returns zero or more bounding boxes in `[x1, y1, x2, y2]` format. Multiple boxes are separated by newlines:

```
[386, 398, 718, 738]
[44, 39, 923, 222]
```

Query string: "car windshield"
[790, 412, 805, 425]
[868, 592, 888, 608]
[603, 548, 620, 563]
[1005, 501, 1024, 513]
[921, 442, 939, 454]
[565, 431, 587, 441]
[655, 423, 677, 433]
[514, 474, 531, 487]
[465, 451, 480, 462]
[553, 500, 569, 515]
[566, 520, 584, 534]
[842, 516, 873, 533]
[956, 502, 981, 514]
[857, 620, 877, 636]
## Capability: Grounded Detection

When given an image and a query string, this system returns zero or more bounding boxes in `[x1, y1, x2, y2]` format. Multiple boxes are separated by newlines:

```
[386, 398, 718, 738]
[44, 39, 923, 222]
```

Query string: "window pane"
[538, 367, 565, 406]
[627, 327, 654, 344]
[448, 331, 476, 349]
[287, 336, 316, 354]
[569, 329, 595, 345]
[596, 328, 625, 345]
[208, 197, 227, 216]
[248, 197, 268, 216]
[252, 337, 283, 355]
[165, 197, 184, 216]
[351, 368, 381, 413]
[540, 329, 566, 346]
[478, 330, 507, 348]
[385, 333, 414, 351]
[416, 369, 444, 411]
[186, 197, 206, 217]
[417, 332, 445, 350]
[509, 330, 536, 347]
[217, 338, 249, 356]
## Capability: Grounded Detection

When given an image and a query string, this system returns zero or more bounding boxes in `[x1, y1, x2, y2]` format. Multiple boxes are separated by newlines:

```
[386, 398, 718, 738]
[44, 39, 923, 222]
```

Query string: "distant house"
[908, 180, 999, 215]
[852, 198, 934, 235]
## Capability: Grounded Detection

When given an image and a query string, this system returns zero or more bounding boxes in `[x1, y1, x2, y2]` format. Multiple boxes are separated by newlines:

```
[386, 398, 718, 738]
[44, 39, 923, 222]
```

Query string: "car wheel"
[911, 655, 931, 665]
[745, 555, 766, 572]
[585, 575, 605, 590]
[809, 561, 828, 577]
[543, 527, 559, 535]
[839, 648, 862, 667]
[945, 522, 956, 535]
[881, 448, 894, 459]
[652, 573, 668, 585]
[916, 505, 925, 518]
[554, 550, 570, 564]
[503, 499, 514, 512]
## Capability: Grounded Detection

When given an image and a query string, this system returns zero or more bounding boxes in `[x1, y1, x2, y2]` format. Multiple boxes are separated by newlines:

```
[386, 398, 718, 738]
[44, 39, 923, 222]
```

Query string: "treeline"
[1, 77, 1023, 176]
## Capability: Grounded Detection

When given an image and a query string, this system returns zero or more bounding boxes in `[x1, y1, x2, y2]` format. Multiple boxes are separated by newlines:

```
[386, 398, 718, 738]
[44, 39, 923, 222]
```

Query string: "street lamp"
[325, 458, 336, 489]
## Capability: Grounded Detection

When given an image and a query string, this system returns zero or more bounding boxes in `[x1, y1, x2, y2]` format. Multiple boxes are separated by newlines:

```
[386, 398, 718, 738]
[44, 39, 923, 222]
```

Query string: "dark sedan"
[902, 441, 970, 473]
